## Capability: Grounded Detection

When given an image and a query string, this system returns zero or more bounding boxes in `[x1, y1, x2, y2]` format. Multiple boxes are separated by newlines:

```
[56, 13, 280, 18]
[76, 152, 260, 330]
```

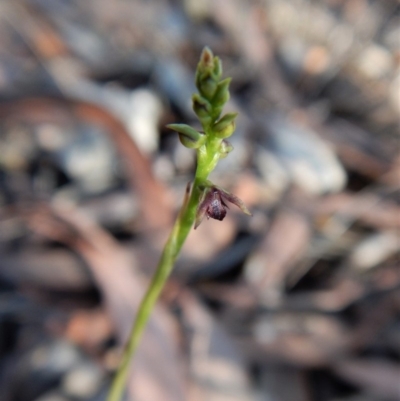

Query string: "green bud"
[179, 133, 205, 149]
[199, 47, 214, 70]
[192, 94, 211, 117]
[212, 56, 222, 81]
[197, 73, 218, 100]
[195, 69, 201, 90]
[212, 106, 223, 121]
[167, 123, 206, 149]
[212, 78, 231, 108]
[219, 139, 234, 158]
[196, 51, 224, 100]
[213, 112, 238, 138]
[192, 94, 213, 126]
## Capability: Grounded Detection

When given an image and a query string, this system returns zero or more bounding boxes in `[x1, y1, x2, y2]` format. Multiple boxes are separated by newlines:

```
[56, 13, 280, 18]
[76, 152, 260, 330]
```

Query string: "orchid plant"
[107, 47, 251, 401]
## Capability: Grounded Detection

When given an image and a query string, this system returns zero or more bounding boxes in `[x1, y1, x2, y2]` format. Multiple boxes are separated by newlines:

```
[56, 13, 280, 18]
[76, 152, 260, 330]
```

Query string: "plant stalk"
[106, 177, 203, 401]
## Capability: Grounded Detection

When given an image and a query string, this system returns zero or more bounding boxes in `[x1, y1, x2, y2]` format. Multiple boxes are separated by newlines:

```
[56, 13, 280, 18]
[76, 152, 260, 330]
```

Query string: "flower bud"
[218, 140, 234, 158]
[213, 112, 238, 138]
[192, 94, 213, 126]
[199, 47, 214, 70]
[212, 78, 231, 108]
[192, 94, 211, 117]
[197, 73, 218, 100]
[196, 50, 222, 100]
[212, 56, 222, 81]
[167, 124, 206, 149]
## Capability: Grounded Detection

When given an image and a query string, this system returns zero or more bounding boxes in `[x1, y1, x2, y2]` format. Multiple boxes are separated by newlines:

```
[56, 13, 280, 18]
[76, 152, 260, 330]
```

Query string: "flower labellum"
[195, 185, 251, 229]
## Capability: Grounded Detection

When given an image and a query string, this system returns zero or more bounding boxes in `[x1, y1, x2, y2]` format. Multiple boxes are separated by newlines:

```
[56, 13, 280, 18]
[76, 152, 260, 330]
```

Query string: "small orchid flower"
[195, 184, 251, 229]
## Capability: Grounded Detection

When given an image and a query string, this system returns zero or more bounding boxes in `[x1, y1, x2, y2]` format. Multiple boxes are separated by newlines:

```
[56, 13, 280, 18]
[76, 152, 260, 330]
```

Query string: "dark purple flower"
[195, 185, 251, 229]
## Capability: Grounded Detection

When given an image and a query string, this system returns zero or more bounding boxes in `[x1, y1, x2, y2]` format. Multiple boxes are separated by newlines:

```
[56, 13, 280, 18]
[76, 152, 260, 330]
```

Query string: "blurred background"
[0, 0, 399, 400]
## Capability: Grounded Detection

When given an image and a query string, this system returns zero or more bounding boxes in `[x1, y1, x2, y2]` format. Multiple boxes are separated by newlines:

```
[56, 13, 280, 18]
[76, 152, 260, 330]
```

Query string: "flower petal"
[194, 190, 208, 229]
[194, 204, 207, 229]
[219, 188, 252, 216]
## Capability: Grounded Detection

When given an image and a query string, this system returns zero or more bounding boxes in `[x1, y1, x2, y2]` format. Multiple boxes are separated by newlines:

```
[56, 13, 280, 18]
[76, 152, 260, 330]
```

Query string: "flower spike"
[107, 47, 252, 401]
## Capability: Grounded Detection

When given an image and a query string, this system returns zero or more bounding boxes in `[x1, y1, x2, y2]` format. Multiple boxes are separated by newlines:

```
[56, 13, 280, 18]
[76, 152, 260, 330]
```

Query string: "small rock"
[62, 363, 104, 399]
[355, 44, 394, 80]
[261, 114, 347, 195]
[349, 231, 399, 271]
[127, 88, 163, 154]
[59, 125, 117, 194]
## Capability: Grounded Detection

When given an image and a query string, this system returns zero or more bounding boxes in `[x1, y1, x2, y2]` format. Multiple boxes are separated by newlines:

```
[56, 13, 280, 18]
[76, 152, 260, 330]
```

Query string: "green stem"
[106, 174, 204, 401]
